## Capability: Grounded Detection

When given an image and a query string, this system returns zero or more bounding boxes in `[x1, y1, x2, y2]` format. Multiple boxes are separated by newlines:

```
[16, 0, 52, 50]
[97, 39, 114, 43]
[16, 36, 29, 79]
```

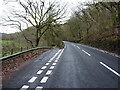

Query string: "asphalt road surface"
[3, 41, 120, 89]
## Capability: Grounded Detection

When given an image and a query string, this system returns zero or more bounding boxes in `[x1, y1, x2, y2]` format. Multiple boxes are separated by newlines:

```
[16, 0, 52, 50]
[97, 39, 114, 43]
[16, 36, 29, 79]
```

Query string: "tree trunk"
[35, 29, 39, 47]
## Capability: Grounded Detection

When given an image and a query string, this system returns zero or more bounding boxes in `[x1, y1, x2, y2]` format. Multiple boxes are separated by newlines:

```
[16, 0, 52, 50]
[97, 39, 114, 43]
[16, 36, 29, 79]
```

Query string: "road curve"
[3, 41, 120, 89]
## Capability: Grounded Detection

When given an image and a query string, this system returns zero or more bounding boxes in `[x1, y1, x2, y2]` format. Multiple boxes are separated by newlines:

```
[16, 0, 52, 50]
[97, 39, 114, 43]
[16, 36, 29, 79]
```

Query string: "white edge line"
[100, 62, 120, 77]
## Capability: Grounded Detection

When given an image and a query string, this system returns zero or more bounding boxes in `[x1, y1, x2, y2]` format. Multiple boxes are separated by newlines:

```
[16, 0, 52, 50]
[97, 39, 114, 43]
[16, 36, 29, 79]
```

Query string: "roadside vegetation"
[61, 2, 120, 55]
[1, 1, 120, 57]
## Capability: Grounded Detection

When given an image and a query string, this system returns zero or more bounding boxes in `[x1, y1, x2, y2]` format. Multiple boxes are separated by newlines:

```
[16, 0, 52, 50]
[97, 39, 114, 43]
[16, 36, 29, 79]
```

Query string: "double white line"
[20, 49, 64, 90]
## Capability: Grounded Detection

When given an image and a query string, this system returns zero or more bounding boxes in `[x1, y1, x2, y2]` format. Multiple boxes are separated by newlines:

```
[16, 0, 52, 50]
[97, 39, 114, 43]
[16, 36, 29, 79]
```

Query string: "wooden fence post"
[27, 47, 28, 50]
[21, 47, 23, 52]
[11, 49, 13, 55]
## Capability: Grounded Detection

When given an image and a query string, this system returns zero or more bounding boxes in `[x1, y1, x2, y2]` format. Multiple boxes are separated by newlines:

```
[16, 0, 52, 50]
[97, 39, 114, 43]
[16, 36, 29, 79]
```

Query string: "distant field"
[1, 40, 29, 57]
[0, 40, 14, 45]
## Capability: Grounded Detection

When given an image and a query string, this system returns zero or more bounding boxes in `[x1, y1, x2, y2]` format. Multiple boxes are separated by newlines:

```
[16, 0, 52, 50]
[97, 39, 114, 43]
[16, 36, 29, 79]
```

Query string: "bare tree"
[3, 0, 66, 47]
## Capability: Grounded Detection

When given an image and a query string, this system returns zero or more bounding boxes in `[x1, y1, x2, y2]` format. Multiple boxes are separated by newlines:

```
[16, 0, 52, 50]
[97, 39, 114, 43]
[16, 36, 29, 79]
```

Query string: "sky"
[0, 0, 91, 34]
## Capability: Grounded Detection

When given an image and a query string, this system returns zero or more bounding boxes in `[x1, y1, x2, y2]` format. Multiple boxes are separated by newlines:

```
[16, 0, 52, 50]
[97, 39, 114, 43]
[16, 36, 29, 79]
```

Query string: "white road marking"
[100, 62, 120, 77]
[54, 60, 58, 62]
[50, 66, 55, 69]
[56, 49, 64, 60]
[48, 50, 61, 62]
[35, 86, 43, 90]
[82, 50, 91, 56]
[28, 77, 37, 83]
[40, 77, 49, 83]
[41, 66, 47, 69]
[52, 63, 57, 65]
[45, 63, 50, 66]
[46, 70, 52, 75]
[37, 70, 43, 75]
[64, 45, 67, 49]
[77, 46, 80, 49]
[20, 85, 29, 90]
[48, 60, 52, 62]
[49, 58, 53, 61]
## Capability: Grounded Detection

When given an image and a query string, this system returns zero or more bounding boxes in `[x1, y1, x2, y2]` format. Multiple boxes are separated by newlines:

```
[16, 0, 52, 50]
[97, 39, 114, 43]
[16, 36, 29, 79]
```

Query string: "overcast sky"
[0, 0, 92, 34]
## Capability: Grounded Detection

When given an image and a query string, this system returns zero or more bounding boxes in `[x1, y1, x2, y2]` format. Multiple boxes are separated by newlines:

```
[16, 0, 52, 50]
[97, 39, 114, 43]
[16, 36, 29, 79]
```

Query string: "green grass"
[1, 40, 29, 57]
[0, 40, 14, 45]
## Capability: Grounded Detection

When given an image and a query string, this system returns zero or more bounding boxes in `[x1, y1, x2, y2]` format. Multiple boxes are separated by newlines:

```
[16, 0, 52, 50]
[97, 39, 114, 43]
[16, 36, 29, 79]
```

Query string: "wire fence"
[2, 47, 30, 57]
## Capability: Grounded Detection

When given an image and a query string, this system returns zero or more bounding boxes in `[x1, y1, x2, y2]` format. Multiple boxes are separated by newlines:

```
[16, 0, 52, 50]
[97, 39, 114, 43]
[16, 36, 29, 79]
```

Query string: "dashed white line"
[35, 86, 43, 90]
[41, 66, 47, 69]
[45, 63, 50, 66]
[20, 85, 29, 90]
[37, 70, 43, 75]
[40, 77, 49, 83]
[48, 60, 52, 62]
[46, 70, 52, 75]
[54, 60, 58, 62]
[28, 77, 37, 83]
[77, 46, 80, 49]
[82, 50, 91, 56]
[50, 66, 55, 69]
[100, 62, 120, 77]
[52, 63, 57, 65]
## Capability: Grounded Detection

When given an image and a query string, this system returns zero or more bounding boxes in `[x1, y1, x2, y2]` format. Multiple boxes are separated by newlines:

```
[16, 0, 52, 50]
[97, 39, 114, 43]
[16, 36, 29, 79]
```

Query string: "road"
[3, 41, 120, 89]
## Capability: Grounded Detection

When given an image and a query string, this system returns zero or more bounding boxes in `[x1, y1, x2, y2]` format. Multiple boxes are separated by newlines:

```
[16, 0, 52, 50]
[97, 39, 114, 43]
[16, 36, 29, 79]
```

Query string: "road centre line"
[48, 50, 61, 62]
[56, 49, 64, 60]
[37, 70, 43, 75]
[64, 44, 67, 49]
[48, 60, 52, 62]
[52, 63, 57, 65]
[54, 60, 58, 62]
[82, 49, 91, 56]
[20, 49, 64, 89]
[50, 66, 55, 69]
[45, 63, 50, 66]
[35, 86, 43, 90]
[20, 85, 29, 90]
[41, 66, 47, 69]
[51, 50, 61, 60]
[77, 46, 80, 49]
[46, 70, 52, 75]
[100, 62, 120, 77]
[28, 77, 37, 83]
[40, 77, 49, 83]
